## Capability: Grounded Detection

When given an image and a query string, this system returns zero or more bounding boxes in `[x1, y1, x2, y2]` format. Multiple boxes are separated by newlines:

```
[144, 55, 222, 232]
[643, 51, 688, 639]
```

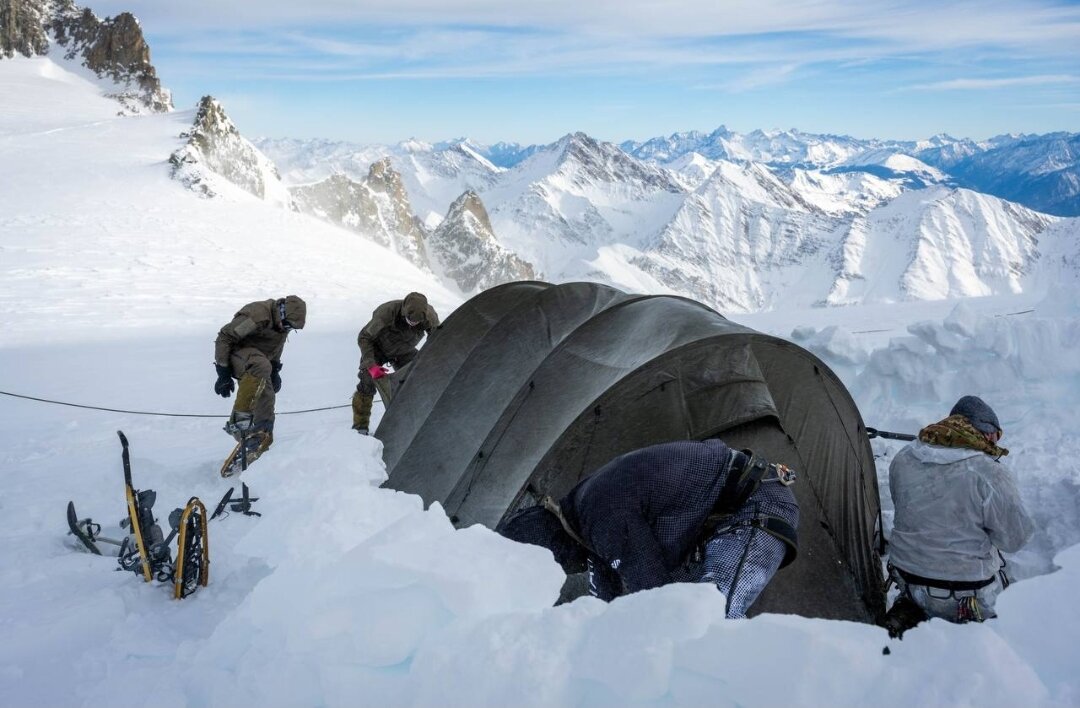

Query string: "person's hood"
[909, 440, 984, 465]
[280, 295, 307, 330]
[402, 292, 428, 325]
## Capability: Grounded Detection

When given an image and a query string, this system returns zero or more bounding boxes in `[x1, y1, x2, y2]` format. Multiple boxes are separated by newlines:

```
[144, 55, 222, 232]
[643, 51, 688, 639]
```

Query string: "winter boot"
[226, 375, 267, 441]
[882, 595, 929, 639]
[352, 390, 373, 433]
[224, 411, 253, 441]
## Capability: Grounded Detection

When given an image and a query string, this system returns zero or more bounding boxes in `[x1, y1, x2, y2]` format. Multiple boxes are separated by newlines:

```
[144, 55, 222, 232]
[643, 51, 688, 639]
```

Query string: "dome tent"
[377, 281, 885, 622]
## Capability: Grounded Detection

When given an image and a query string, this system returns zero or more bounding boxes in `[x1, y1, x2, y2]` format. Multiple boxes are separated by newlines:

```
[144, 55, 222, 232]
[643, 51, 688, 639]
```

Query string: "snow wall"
[378, 281, 885, 622]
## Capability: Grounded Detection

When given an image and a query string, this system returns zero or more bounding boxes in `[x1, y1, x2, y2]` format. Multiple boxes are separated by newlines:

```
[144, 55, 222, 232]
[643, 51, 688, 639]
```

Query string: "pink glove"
[368, 364, 388, 380]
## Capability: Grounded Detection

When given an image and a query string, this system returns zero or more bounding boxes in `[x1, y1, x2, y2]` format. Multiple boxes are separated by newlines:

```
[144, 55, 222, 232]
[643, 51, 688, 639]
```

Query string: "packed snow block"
[908, 320, 966, 355]
[944, 300, 979, 337]
[994, 543, 1080, 703]
[792, 325, 869, 367]
[378, 281, 886, 622]
[568, 584, 726, 701]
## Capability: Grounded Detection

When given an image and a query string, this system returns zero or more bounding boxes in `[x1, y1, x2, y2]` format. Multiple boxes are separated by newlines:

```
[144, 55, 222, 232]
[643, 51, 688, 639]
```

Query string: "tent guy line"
[0, 389, 362, 417]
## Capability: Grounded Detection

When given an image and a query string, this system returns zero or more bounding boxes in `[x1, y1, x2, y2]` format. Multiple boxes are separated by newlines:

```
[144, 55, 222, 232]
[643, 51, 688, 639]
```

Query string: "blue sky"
[93, 0, 1080, 145]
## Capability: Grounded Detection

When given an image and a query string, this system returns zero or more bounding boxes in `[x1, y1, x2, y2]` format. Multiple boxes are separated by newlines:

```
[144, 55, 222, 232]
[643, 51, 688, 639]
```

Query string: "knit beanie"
[949, 395, 1002, 435]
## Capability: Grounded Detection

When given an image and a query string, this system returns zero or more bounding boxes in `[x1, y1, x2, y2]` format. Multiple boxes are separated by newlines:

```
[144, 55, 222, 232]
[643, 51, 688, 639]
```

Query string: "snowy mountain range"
[4, 0, 1077, 311]
[618, 127, 1080, 217]
[257, 127, 1080, 311]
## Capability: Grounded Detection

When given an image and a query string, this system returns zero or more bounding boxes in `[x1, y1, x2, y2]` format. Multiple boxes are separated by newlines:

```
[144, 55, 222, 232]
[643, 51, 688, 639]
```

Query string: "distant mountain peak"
[428, 190, 535, 293]
[398, 138, 433, 153]
[551, 131, 683, 193]
[169, 96, 291, 205]
[447, 190, 494, 234]
[290, 158, 428, 269]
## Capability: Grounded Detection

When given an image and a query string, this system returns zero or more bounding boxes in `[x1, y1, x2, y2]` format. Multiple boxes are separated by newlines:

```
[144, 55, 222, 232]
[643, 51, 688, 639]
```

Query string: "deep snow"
[1, 55, 1079, 708]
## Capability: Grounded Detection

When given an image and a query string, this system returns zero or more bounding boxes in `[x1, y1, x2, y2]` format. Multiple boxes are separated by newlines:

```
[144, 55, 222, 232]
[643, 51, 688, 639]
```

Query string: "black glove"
[271, 361, 283, 393]
[214, 364, 234, 398]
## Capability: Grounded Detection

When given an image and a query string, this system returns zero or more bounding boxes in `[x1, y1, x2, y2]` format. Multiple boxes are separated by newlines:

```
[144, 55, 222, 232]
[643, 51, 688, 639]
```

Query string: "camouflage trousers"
[229, 347, 275, 437]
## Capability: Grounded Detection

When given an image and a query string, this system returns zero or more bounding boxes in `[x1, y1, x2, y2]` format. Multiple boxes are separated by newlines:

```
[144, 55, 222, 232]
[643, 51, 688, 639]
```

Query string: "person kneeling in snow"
[498, 439, 799, 618]
[883, 395, 1034, 636]
[213, 295, 307, 451]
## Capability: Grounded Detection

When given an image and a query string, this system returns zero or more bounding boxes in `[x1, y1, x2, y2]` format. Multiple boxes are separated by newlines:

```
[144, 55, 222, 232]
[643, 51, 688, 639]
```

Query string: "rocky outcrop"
[428, 191, 536, 292]
[364, 158, 428, 267]
[169, 96, 292, 206]
[1, 0, 171, 113]
[1, 0, 52, 58]
[50, 5, 170, 112]
[290, 160, 428, 269]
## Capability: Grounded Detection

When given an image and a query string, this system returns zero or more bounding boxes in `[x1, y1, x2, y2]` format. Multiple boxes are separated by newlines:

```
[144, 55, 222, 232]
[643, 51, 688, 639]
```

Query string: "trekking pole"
[866, 428, 916, 441]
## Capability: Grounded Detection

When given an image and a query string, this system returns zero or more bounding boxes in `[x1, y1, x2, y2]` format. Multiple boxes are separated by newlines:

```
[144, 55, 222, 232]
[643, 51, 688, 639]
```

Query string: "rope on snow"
[0, 389, 373, 418]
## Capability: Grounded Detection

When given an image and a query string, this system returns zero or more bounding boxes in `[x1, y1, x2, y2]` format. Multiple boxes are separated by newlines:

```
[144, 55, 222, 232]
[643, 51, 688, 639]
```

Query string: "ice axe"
[866, 428, 916, 441]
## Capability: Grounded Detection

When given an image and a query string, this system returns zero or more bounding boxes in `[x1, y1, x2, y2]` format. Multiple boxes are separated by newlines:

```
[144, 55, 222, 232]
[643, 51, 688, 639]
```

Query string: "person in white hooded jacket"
[885, 395, 1034, 632]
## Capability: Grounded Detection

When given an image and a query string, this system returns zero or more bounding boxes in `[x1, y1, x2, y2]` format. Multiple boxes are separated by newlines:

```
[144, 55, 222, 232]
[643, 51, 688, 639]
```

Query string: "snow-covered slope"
[832, 150, 950, 188]
[0, 55, 457, 348]
[787, 168, 903, 217]
[592, 167, 1075, 312]
[482, 132, 687, 279]
[827, 187, 1051, 305]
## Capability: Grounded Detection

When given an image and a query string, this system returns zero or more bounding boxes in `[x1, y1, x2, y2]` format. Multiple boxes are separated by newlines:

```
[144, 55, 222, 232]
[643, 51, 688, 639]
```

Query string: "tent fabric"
[378, 282, 885, 622]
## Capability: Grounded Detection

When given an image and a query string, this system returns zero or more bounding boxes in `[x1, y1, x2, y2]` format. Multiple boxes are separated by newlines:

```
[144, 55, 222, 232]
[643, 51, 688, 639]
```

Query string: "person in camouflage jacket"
[351, 292, 439, 434]
[213, 295, 306, 447]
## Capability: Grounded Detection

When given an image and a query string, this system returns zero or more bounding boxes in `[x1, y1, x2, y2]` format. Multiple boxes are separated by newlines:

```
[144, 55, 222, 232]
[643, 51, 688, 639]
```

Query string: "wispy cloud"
[108, 0, 1080, 143]
[700, 64, 802, 93]
[905, 74, 1080, 91]
[93, 0, 1080, 51]
[116, 0, 1080, 90]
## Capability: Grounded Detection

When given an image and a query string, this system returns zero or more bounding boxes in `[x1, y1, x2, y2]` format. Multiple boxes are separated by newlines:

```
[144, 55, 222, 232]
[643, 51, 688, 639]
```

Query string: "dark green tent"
[378, 281, 885, 622]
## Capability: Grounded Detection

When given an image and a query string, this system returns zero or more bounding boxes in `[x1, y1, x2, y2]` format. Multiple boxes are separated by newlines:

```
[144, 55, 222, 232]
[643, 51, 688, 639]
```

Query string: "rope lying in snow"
[0, 389, 374, 417]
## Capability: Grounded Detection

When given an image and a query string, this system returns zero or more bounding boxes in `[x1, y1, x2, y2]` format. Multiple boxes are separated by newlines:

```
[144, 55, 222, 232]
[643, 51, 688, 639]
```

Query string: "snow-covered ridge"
[291, 161, 429, 270]
[169, 96, 291, 207]
[427, 190, 536, 293]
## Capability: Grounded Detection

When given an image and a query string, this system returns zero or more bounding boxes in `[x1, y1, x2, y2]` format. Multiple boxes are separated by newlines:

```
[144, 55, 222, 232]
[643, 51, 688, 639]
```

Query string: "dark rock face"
[0, 0, 171, 112]
[0, 0, 51, 58]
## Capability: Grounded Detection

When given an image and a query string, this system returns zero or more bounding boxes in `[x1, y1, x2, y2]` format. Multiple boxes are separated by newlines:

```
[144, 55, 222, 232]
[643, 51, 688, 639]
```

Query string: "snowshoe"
[66, 501, 102, 555]
[220, 430, 272, 478]
[116, 431, 174, 582]
[173, 497, 209, 599]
